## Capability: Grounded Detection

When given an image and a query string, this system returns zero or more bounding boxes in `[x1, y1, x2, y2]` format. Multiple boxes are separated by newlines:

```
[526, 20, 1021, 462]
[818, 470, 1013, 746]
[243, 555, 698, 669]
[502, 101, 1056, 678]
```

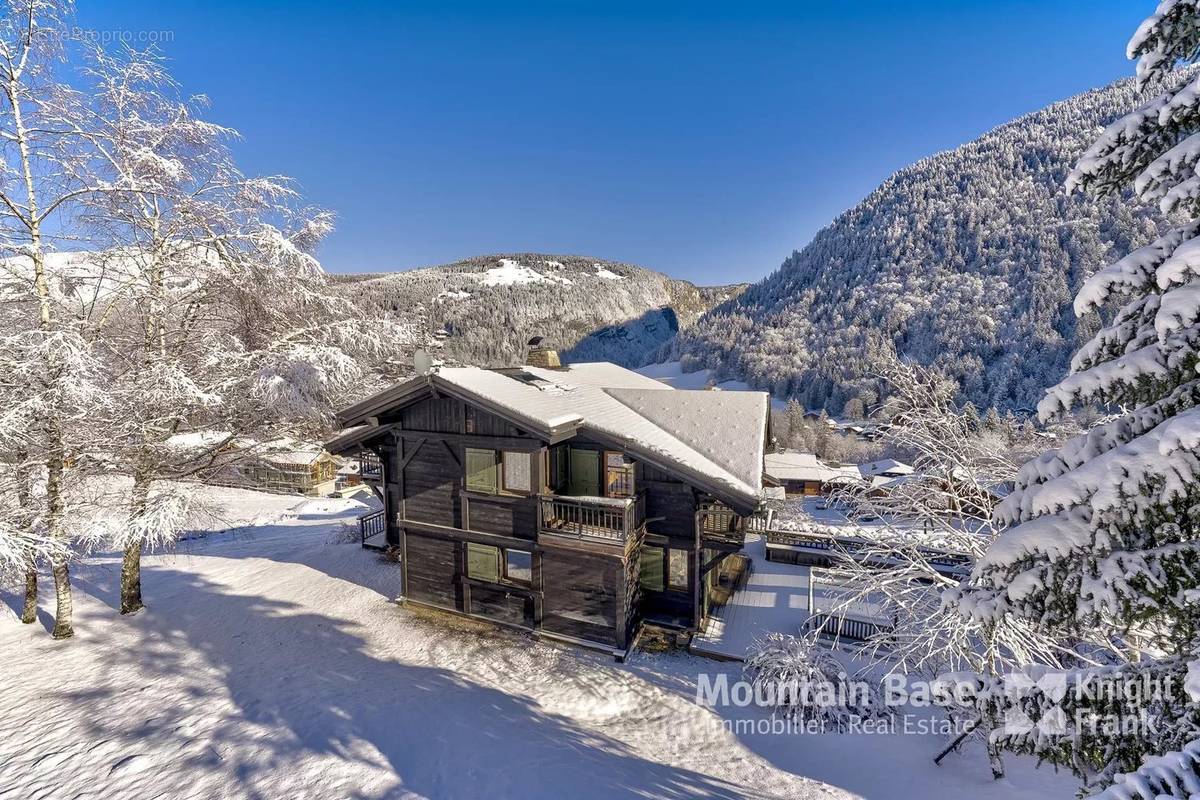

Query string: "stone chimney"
[526, 346, 561, 369]
[525, 336, 561, 368]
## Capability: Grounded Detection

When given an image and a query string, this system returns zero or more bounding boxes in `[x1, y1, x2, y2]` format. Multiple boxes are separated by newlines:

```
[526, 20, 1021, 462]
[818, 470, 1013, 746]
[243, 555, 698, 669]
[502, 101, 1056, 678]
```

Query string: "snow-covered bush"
[743, 633, 883, 726]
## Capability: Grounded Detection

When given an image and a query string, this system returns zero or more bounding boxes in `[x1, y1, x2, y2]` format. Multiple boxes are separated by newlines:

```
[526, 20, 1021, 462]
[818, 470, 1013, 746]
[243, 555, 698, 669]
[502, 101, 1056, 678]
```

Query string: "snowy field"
[0, 487, 1071, 799]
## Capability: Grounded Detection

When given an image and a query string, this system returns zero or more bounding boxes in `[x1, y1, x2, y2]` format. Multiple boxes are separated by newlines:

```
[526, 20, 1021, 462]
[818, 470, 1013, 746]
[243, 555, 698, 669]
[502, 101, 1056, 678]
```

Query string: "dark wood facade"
[340, 385, 751, 658]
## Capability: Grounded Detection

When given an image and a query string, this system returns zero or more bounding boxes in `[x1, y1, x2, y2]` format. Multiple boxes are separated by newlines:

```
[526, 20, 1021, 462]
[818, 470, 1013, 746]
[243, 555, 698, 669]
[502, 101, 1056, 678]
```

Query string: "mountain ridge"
[331, 252, 747, 369]
[661, 70, 1194, 412]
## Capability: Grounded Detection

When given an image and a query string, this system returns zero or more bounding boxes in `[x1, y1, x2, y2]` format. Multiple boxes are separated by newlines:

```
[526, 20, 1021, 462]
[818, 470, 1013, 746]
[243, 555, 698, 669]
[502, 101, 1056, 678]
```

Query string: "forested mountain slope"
[331, 254, 744, 368]
[664, 71, 1195, 412]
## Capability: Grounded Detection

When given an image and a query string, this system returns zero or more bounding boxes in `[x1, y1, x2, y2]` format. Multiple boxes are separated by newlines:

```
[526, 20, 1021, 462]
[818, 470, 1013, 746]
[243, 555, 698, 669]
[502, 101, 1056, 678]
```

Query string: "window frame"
[667, 547, 690, 592]
[502, 548, 533, 586]
[501, 451, 532, 495]
[546, 445, 568, 493]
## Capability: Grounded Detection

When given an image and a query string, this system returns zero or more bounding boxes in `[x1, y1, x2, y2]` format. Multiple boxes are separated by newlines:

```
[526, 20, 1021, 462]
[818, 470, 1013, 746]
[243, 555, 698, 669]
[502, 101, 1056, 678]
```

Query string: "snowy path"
[0, 488, 1072, 799]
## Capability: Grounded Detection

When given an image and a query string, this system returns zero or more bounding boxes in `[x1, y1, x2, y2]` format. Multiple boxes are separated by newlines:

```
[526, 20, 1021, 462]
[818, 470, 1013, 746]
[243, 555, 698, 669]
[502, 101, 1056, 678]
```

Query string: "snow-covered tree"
[829, 352, 1079, 679]
[953, 2, 1200, 792]
[71, 45, 411, 615]
[0, 0, 113, 638]
[744, 632, 884, 726]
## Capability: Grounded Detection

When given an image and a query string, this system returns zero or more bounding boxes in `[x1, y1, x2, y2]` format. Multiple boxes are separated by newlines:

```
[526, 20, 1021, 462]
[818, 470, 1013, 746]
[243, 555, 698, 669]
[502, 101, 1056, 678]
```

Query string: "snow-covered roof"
[166, 430, 232, 451]
[166, 431, 332, 468]
[762, 451, 861, 484]
[858, 459, 915, 478]
[335, 362, 770, 510]
[243, 438, 336, 467]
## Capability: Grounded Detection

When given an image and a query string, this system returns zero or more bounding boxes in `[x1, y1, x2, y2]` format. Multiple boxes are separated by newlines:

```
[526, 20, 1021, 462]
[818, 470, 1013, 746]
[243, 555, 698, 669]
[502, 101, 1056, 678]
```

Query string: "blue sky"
[77, 1, 1147, 284]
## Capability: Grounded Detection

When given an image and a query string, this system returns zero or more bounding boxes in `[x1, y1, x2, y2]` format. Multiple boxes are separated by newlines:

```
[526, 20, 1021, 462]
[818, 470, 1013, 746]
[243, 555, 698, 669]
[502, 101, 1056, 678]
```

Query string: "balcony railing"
[360, 451, 383, 481]
[756, 523, 972, 579]
[359, 509, 387, 548]
[698, 503, 746, 548]
[808, 611, 893, 644]
[538, 493, 645, 544]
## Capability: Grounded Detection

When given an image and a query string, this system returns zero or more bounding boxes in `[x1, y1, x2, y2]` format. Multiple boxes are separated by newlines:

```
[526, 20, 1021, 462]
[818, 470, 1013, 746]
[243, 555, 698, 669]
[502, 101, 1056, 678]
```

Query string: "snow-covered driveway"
[1, 488, 1070, 799]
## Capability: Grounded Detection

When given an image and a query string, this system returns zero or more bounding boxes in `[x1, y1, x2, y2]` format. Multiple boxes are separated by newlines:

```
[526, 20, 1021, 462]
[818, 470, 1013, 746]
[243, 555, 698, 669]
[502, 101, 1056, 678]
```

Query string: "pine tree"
[953, 2, 1200, 793]
[784, 398, 806, 449]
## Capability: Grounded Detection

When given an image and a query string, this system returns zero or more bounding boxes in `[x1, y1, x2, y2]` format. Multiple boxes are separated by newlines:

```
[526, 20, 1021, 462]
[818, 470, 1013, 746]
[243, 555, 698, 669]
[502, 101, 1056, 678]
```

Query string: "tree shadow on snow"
[54, 569, 768, 800]
[0, 586, 54, 632]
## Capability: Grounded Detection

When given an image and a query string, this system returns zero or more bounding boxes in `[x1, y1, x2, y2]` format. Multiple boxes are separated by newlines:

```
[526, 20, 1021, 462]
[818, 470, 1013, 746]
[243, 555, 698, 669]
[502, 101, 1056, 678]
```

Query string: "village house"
[168, 432, 342, 496]
[217, 438, 341, 496]
[762, 450, 860, 497]
[325, 351, 770, 659]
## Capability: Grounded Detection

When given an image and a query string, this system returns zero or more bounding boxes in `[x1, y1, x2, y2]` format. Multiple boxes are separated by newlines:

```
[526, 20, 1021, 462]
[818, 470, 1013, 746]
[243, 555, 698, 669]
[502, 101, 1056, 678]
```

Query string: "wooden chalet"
[326, 356, 769, 659]
[762, 450, 860, 497]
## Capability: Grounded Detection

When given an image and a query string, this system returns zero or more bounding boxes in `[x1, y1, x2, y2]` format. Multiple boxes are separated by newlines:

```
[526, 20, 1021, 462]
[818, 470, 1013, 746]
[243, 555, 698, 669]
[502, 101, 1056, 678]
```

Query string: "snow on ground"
[637, 361, 787, 410]
[594, 262, 625, 280]
[1, 487, 1070, 799]
[478, 258, 573, 287]
[694, 535, 892, 661]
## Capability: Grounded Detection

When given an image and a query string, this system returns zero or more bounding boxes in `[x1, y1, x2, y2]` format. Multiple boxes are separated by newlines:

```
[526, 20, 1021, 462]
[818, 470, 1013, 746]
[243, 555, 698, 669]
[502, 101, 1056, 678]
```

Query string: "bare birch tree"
[823, 352, 1081, 675]
[70, 46, 407, 614]
[0, 0, 112, 638]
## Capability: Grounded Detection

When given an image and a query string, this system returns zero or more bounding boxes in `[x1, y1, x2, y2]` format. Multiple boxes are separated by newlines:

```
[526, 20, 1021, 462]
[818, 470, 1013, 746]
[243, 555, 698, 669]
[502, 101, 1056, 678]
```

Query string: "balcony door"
[568, 448, 601, 496]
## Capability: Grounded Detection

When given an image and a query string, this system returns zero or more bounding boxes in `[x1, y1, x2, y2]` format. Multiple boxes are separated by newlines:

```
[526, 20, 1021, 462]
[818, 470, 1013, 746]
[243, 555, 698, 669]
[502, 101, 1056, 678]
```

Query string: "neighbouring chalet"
[168, 432, 341, 496]
[762, 450, 860, 497]
[858, 458, 914, 485]
[326, 355, 769, 659]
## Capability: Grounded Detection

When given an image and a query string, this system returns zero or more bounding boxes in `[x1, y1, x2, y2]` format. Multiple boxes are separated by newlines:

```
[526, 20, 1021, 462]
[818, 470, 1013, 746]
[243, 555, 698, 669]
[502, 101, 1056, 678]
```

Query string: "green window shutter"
[466, 542, 500, 582]
[639, 546, 664, 592]
[465, 448, 498, 493]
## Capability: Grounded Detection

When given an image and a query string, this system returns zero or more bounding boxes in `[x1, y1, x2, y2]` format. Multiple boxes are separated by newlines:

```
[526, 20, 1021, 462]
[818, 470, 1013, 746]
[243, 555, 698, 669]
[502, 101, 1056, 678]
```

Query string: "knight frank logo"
[997, 670, 1174, 739]
[1000, 671, 1070, 735]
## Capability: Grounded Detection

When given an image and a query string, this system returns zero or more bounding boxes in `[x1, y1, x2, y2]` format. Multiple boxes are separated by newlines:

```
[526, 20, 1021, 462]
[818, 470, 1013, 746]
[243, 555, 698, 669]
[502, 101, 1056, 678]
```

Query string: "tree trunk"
[50, 557, 72, 639]
[121, 474, 151, 615]
[21, 568, 37, 624]
[120, 541, 143, 615]
[987, 739, 1005, 780]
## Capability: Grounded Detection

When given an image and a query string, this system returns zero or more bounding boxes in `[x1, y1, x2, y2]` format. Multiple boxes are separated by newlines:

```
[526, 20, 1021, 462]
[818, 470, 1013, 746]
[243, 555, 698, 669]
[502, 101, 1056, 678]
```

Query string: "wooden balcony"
[538, 493, 645, 547]
[360, 451, 383, 481]
[697, 503, 746, 549]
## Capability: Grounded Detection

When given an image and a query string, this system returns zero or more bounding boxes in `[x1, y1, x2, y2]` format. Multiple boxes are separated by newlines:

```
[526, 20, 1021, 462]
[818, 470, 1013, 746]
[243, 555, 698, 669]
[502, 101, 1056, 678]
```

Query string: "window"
[465, 448, 532, 495]
[465, 448, 498, 493]
[605, 452, 635, 497]
[502, 451, 531, 493]
[547, 445, 567, 492]
[640, 546, 664, 592]
[504, 549, 532, 585]
[465, 406, 477, 434]
[466, 542, 500, 582]
[668, 548, 689, 591]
